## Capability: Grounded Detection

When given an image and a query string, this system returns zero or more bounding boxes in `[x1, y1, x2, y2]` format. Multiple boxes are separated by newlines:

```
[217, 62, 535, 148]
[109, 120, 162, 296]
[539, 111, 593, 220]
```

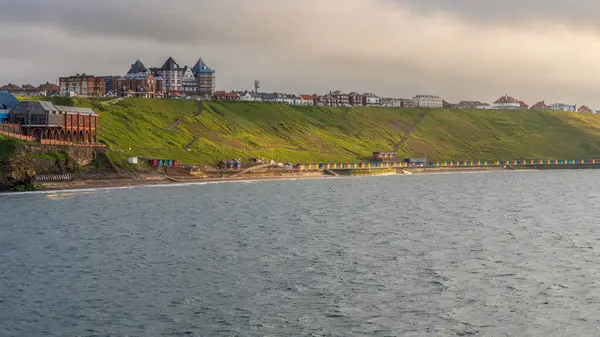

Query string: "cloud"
[393, 0, 600, 28]
[1, 0, 600, 107]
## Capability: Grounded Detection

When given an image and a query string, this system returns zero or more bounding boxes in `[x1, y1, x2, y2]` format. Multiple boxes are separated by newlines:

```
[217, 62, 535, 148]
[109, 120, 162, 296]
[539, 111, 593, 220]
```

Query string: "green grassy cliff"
[9, 97, 600, 164]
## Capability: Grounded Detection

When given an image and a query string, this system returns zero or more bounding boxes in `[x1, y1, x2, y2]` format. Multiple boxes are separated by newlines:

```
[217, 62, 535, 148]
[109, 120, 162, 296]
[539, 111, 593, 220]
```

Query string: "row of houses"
[442, 95, 594, 113]
[482, 95, 593, 112]
[0, 83, 60, 97]
[530, 100, 592, 113]
[56, 57, 216, 99]
[212, 90, 438, 108]
[3, 74, 596, 113]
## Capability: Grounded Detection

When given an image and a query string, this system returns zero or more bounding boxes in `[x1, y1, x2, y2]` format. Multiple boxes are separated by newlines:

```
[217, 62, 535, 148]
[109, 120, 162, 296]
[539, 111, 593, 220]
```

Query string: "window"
[90, 118, 95, 127]
[66, 115, 72, 124]
[79, 116, 84, 126]
[31, 115, 46, 125]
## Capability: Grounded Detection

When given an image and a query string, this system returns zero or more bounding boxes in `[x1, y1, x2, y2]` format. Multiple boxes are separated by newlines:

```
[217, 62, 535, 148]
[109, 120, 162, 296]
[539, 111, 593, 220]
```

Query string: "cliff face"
[0, 148, 36, 190]
[0, 145, 99, 190]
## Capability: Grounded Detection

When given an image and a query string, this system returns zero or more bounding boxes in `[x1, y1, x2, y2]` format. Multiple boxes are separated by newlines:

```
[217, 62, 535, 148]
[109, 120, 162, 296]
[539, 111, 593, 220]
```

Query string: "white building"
[260, 92, 285, 103]
[363, 93, 380, 106]
[549, 103, 576, 111]
[380, 98, 402, 107]
[182, 67, 198, 96]
[157, 57, 183, 94]
[237, 91, 262, 102]
[492, 95, 521, 109]
[413, 94, 443, 108]
[299, 95, 316, 106]
[284, 94, 302, 105]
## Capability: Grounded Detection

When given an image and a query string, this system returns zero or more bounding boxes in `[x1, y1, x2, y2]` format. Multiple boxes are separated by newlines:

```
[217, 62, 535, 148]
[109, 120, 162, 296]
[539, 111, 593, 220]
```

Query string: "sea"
[1, 170, 600, 336]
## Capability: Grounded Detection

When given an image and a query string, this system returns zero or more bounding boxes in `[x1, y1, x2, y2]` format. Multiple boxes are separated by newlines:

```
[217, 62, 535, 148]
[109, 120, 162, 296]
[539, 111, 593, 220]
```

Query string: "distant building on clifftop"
[549, 103, 576, 112]
[59, 74, 110, 97]
[578, 105, 593, 113]
[492, 95, 521, 109]
[191, 58, 216, 97]
[456, 101, 489, 109]
[118, 59, 161, 98]
[530, 101, 549, 110]
[413, 94, 442, 108]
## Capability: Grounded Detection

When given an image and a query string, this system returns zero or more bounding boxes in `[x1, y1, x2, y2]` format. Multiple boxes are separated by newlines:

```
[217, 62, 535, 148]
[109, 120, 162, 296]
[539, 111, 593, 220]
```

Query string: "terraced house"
[0, 82, 60, 97]
[59, 74, 108, 97]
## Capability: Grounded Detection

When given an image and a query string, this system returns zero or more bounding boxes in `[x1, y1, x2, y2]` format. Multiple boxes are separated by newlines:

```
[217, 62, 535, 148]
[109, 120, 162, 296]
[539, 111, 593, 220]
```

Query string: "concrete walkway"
[393, 112, 427, 152]
[101, 98, 123, 105]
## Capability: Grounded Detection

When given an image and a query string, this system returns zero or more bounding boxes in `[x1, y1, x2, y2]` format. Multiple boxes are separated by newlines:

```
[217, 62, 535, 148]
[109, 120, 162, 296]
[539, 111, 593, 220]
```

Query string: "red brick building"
[578, 105, 593, 113]
[530, 101, 548, 110]
[59, 74, 107, 97]
[118, 72, 160, 98]
[348, 92, 363, 106]
[213, 91, 240, 100]
[330, 90, 349, 106]
[317, 94, 336, 106]
[9, 101, 99, 144]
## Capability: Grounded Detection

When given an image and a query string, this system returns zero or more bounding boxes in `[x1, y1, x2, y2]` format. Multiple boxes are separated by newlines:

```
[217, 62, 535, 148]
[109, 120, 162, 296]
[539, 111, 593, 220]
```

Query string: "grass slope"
[0, 135, 24, 161]
[17, 97, 600, 164]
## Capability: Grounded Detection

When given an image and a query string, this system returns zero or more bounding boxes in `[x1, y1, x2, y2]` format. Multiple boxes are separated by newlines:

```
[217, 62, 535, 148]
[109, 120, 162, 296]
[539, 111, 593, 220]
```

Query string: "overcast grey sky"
[1, 0, 600, 106]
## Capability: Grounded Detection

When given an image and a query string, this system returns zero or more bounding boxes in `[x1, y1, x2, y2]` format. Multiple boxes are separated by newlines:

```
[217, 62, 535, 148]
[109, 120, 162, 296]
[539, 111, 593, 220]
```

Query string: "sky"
[1, 0, 600, 107]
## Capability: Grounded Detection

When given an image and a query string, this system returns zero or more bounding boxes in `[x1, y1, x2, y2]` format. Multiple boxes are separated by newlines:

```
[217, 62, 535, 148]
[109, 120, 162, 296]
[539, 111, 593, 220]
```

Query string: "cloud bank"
[1, 0, 599, 106]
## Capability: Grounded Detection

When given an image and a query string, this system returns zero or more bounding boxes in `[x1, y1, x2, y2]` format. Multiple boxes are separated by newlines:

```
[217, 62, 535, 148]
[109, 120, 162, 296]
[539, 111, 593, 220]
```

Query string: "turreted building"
[118, 59, 162, 98]
[157, 57, 184, 95]
[191, 58, 216, 97]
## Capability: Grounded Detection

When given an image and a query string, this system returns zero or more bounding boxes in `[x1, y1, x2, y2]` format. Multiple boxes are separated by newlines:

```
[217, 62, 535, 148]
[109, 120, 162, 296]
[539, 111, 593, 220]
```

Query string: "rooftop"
[0, 91, 19, 109]
[415, 94, 441, 98]
[160, 57, 182, 71]
[531, 101, 548, 108]
[192, 58, 215, 74]
[55, 105, 98, 116]
[494, 95, 519, 104]
[37, 82, 60, 91]
[0, 84, 22, 90]
[127, 59, 147, 74]
[12, 100, 98, 116]
[120, 71, 151, 81]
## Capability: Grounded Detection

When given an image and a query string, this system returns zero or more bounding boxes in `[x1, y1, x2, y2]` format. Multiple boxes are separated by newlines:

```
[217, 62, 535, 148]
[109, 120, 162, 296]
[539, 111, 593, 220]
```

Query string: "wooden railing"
[0, 129, 34, 141]
[40, 139, 107, 148]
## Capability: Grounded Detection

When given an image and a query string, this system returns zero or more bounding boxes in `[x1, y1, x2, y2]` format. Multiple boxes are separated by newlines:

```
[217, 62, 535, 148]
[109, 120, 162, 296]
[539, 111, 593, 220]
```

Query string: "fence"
[298, 159, 600, 170]
[34, 173, 72, 182]
[298, 162, 410, 170]
[39, 139, 107, 148]
[0, 129, 34, 141]
[428, 159, 600, 167]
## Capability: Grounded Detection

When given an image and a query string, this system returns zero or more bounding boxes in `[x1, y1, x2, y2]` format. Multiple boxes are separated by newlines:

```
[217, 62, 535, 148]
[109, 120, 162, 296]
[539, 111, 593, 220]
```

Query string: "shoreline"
[0, 167, 504, 194]
[1, 166, 593, 195]
[6, 173, 332, 195]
